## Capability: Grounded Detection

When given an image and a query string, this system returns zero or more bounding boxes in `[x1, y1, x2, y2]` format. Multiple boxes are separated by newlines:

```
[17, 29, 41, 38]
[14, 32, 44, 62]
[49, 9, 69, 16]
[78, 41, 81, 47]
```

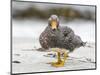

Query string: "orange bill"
[51, 20, 57, 29]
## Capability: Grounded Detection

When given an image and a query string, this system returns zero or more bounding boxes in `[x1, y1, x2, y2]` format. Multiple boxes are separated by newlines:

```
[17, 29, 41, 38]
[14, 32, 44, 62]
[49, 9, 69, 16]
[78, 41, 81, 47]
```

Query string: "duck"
[39, 15, 86, 67]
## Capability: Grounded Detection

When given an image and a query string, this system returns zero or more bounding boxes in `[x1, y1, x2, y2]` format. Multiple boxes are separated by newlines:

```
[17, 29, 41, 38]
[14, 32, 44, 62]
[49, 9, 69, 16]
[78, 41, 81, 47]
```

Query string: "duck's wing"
[71, 35, 84, 48]
[59, 26, 75, 39]
[59, 26, 85, 50]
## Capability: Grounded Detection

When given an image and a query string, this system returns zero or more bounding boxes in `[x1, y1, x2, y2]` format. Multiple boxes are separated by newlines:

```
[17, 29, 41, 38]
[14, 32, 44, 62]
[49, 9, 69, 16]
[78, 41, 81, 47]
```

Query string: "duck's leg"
[46, 48, 68, 67]
[57, 52, 62, 63]
[62, 50, 68, 64]
[51, 51, 64, 67]
[51, 49, 68, 67]
[47, 51, 61, 64]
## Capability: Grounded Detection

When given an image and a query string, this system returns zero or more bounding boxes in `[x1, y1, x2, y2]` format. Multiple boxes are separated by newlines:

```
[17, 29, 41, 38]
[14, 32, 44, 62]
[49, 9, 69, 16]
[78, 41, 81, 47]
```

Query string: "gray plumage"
[39, 15, 86, 52]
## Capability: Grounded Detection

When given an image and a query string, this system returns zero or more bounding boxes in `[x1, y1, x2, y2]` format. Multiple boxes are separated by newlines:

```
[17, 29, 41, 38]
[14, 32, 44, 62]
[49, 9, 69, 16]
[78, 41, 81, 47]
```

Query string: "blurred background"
[12, 1, 95, 20]
[12, 1, 96, 50]
[12, 1, 96, 73]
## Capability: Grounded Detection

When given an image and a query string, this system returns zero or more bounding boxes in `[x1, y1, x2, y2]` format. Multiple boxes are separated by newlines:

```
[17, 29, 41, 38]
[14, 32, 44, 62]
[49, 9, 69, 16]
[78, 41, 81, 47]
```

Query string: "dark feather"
[39, 15, 85, 52]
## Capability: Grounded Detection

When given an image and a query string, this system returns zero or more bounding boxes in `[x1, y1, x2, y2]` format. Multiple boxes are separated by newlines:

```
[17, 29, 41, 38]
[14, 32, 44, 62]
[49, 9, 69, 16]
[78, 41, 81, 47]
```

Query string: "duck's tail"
[81, 42, 87, 47]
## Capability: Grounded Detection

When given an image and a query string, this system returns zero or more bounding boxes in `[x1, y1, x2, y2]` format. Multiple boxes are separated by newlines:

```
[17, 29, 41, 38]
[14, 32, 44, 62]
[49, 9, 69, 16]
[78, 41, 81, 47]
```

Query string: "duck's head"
[48, 15, 59, 31]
